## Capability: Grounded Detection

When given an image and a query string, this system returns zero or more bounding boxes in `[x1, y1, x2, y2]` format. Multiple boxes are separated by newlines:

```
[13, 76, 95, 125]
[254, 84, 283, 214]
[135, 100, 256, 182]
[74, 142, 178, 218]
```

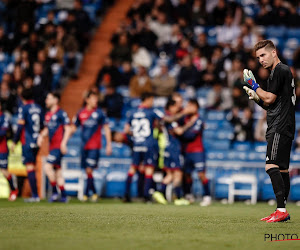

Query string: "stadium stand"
[2, 0, 300, 203]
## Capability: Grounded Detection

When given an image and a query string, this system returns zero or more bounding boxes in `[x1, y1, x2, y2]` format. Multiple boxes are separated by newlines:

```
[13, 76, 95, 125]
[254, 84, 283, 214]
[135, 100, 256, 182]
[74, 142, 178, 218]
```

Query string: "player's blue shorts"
[132, 145, 158, 168]
[81, 149, 99, 169]
[183, 152, 206, 173]
[0, 153, 8, 169]
[46, 149, 63, 168]
[164, 146, 181, 170]
[22, 145, 39, 165]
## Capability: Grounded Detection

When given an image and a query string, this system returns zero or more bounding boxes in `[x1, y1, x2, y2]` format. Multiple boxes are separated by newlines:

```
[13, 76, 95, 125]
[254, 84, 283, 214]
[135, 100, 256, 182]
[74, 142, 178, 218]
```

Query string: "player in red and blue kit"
[0, 100, 18, 201]
[123, 92, 163, 202]
[38, 92, 72, 202]
[71, 91, 112, 202]
[12, 89, 43, 202]
[152, 98, 189, 205]
[174, 99, 212, 206]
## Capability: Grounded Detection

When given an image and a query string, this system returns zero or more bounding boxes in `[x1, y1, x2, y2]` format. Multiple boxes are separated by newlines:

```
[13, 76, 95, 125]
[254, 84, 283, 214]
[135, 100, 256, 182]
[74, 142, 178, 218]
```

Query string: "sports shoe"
[82, 195, 89, 202]
[267, 210, 290, 223]
[200, 196, 212, 207]
[91, 194, 98, 202]
[8, 189, 18, 201]
[185, 194, 195, 203]
[152, 191, 167, 205]
[123, 195, 132, 203]
[59, 197, 69, 203]
[260, 211, 276, 221]
[24, 196, 40, 203]
[48, 193, 59, 203]
[174, 198, 190, 206]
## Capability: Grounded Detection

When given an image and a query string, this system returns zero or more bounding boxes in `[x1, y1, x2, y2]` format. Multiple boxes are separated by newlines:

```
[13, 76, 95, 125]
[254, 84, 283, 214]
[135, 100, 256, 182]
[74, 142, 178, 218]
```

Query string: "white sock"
[277, 208, 286, 213]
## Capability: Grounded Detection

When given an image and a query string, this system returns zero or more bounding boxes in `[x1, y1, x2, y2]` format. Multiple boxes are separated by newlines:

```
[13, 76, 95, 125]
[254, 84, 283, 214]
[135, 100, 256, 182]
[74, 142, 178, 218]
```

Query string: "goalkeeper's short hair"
[254, 40, 276, 52]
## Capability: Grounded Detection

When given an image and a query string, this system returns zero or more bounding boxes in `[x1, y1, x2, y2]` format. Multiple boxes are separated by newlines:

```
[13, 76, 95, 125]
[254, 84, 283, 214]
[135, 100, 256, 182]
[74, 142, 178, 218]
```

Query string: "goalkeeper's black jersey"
[265, 62, 295, 139]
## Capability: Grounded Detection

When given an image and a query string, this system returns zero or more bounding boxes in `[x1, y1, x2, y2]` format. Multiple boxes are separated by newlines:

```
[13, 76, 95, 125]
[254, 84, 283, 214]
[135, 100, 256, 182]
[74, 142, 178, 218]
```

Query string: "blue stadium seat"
[286, 28, 300, 38]
[206, 110, 225, 121]
[284, 38, 300, 50]
[204, 139, 230, 151]
[290, 176, 300, 201]
[65, 146, 81, 158]
[105, 170, 137, 197]
[261, 177, 275, 200]
[254, 141, 267, 152]
[232, 141, 251, 151]
[265, 26, 286, 38]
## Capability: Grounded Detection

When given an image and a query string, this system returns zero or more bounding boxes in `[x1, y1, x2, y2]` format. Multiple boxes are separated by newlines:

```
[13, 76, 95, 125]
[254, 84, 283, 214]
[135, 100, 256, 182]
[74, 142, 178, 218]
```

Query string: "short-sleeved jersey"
[45, 108, 70, 150]
[181, 115, 204, 153]
[17, 101, 43, 147]
[163, 112, 181, 150]
[74, 107, 108, 150]
[127, 106, 163, 146]
[265, 62, 295, 139]
[0, 113, 9, 154]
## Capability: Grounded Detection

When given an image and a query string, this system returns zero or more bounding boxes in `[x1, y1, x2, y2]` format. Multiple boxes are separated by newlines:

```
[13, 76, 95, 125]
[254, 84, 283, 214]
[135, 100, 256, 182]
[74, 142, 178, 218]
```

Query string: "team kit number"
[292, 79, 296, 106]
[132, 118, 151, 138]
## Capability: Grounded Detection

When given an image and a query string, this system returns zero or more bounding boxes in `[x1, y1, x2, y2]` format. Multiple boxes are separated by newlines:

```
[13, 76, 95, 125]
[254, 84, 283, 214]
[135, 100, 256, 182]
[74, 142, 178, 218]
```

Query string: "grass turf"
[0, 199, 300, 250]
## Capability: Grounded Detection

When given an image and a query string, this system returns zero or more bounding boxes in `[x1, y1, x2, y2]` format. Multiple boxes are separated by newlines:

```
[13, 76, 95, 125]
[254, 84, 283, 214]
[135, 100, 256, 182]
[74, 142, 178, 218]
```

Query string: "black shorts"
[266, 133, 292, 170]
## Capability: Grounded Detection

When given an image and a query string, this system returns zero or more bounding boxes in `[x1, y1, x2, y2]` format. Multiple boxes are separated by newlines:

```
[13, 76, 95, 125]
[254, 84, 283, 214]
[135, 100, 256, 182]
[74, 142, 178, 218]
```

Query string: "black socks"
[281, 172, 290, 202]
[267, 168, 285, 208]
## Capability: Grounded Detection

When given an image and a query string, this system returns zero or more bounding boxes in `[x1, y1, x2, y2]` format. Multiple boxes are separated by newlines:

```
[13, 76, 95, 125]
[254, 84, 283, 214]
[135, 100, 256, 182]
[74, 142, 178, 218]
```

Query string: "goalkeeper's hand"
[243, 86, 260, 103]
[243, 69, 260, 92]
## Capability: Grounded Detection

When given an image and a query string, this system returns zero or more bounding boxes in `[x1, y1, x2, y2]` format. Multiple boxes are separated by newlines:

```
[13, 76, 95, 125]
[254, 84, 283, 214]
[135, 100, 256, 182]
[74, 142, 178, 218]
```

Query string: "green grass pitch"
[0, 199, 300, 250]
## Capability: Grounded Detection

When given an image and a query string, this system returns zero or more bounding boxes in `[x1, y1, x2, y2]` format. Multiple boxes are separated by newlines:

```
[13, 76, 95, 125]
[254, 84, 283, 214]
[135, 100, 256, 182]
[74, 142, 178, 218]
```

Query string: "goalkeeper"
[243, 40, 295, 223]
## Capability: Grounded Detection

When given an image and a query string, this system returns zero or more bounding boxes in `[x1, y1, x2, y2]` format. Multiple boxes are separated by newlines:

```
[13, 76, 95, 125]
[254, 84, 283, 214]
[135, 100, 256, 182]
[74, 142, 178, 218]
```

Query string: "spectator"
[0, 26, 10, 53]
[152, 63, 176, 96]
[45, 35, 64, 66]
[22, 32, 44, 63]
[175, 37, 191, 61]
[147, 11, 172, 47]
[131, 42, 152, 69]
[101, 85, 123, 119]
[216, 14, 241, 47]
[120, 61, 135, 86]
[199, 61, 217, 87]
[0, 80, 16, 114]
[56, 25, 82, 77]
[191, 0, 207, 26]
[191, 47, 207, 72]
[177, 55, 199, 89]
[255, 110, 267, 142]
[129, 66, 152, 98]
[110, 33, 131, 65]
[196, 33, 213, 59]
[73, 0, 92, 50]
[95, 56, 121, 87]
[210, 0, 227, 25]
[226, 58, 243, 88]
[206, 82, 232, 111]
[134, 22, 158, 53]
[32, 62, 52, 106]
[229, 107, 254, 142]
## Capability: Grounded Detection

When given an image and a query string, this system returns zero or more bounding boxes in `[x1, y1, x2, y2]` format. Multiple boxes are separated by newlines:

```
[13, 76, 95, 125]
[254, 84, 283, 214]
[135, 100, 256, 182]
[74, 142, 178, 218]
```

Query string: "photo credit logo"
[264, 234, 300, 242]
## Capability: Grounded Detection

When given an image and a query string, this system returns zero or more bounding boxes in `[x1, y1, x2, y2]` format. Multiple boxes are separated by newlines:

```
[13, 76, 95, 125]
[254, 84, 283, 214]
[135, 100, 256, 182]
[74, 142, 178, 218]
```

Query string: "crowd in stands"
[92, 0, 300, 145]
[0, 0, 105, 115]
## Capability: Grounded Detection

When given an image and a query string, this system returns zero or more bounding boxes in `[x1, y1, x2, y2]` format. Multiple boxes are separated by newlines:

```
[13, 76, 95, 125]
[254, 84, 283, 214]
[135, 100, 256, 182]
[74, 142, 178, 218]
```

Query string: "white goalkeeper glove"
[243, 69, 260, 92]
[243, 86, 260, 103]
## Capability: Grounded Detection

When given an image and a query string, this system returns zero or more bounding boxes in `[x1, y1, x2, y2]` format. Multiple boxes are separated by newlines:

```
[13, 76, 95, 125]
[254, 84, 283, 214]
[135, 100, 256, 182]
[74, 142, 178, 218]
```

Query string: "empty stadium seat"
[232, 141, 251, 151]
[290, 176, 300, 201]
[261, 177, 275, 201]
[105, 171, 137, 197]
[206, 110, 225, 121]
